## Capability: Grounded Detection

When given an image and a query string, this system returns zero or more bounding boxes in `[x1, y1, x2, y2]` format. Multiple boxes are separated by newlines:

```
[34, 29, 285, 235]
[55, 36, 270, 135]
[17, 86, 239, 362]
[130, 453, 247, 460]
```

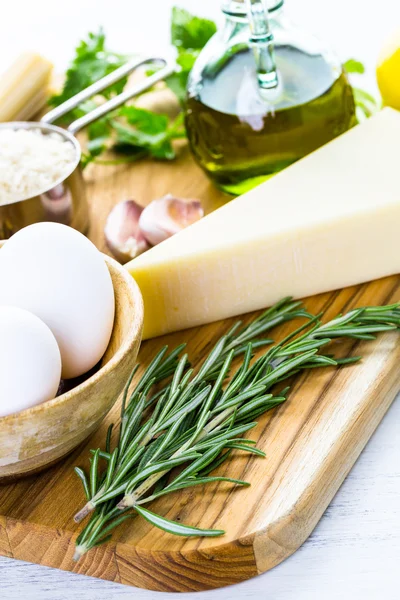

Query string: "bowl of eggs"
[0, 223, 144, 480]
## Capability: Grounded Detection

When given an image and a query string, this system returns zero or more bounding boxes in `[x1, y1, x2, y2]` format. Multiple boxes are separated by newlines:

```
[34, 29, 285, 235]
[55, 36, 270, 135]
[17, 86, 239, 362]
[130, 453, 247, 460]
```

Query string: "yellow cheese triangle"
[127, 108, 400, 339]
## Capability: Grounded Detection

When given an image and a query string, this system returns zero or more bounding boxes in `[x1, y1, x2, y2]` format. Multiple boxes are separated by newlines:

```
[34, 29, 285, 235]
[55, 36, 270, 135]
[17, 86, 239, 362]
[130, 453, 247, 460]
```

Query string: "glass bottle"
[185, 0, 356, 194]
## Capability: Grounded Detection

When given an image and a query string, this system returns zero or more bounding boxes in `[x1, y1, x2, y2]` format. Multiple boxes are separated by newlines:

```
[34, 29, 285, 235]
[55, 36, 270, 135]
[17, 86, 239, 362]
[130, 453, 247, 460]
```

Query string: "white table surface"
[1, 1, 400, 598]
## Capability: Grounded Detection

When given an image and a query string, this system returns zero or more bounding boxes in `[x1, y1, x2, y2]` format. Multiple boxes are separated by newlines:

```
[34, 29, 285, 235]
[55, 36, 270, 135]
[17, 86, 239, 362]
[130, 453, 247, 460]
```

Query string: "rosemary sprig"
[73, 300, 400, 559]
[74, 298, 309, 523]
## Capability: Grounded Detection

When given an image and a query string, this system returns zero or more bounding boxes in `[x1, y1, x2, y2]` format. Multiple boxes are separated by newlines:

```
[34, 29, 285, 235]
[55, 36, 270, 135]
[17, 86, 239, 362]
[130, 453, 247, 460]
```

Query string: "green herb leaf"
[171, 7, 217, 50]
[134, 505, 225, 537]
[74, 467, 90, 500]
[167, 7, 217, 103]
[352, 87, 381, 121]
[343, 57, 381, 122]
[112, 123, 175, 160]
[343, 59, 365, 74]
[176, 49, 200, 72]
[49, 28, 129, 113]
[112, 111, 184, 161]
[165, 72, 188, 104]
[118, 106, 169, 134]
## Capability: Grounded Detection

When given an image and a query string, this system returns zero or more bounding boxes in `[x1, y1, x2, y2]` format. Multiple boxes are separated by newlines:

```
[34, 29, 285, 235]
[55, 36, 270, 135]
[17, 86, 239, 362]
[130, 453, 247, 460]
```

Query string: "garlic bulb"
[139, 194, 204, 246]
[104, 200, 150, 263]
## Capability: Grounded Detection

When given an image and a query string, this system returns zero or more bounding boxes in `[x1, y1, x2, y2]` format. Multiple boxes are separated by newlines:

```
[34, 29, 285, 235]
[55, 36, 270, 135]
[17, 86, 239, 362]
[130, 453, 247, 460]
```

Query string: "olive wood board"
[1, 146, 399, 593]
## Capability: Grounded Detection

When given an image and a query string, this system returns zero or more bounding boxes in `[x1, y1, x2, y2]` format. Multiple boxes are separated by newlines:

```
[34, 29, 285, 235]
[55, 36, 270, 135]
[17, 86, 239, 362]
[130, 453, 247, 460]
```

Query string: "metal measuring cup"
[0, 57, 175, 239]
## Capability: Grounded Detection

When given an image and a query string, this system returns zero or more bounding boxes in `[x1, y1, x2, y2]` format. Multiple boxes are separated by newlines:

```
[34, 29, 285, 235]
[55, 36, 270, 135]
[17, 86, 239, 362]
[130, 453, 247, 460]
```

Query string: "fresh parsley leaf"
[87, 134, 109, 155]
[87, 116, 112, 141]
[343, 58, 381, 122]
[352, 87, 380, 108]
[176, 49, 201, 72]
[352, 87, 381, 121]
[167, 7, 217, 103]
[81, 136, 108, 168]
[171, 7, 217, 51]
[79, 113, 113, 168]
[166, 72, 189, 104]
[343, 59, 365, 75]
[118, 106, 169, 135]
[86, 123, 111, 162]
[49, 28, 129, 114]
[111, 110, 185, 161]
[169, 49, 200, 101]
[113, 120, 175, 160]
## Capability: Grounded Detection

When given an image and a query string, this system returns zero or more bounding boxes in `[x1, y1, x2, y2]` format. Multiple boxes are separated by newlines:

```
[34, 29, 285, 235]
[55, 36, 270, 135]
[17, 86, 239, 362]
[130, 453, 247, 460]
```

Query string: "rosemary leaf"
[134, 506, 225, 537]
[74, 468, 90, 500]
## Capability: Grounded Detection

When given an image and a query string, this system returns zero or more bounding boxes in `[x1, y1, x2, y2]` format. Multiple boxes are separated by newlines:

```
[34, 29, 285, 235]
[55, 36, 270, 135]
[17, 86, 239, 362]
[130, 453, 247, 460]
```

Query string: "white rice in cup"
[0, 128, 77, 205]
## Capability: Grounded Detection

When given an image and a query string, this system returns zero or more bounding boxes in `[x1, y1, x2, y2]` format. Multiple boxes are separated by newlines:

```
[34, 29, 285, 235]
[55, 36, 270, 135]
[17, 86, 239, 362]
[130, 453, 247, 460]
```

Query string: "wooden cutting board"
[1, 146, 400, 593]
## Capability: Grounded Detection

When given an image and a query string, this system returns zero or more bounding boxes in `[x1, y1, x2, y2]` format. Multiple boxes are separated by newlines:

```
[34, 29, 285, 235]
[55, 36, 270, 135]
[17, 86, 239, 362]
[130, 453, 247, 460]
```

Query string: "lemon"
[377, 28, 400, 110]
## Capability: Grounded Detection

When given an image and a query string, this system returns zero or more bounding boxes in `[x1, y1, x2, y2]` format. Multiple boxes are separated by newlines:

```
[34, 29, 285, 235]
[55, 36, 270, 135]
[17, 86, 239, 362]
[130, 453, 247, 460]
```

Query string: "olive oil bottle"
[185, 1, 357, 195]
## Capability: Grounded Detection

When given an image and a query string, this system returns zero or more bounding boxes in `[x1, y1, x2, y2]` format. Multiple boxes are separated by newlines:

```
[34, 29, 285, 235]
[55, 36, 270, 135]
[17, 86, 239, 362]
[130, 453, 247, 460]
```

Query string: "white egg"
[0, 223, 115, 379]
[0, 306, 61, 417]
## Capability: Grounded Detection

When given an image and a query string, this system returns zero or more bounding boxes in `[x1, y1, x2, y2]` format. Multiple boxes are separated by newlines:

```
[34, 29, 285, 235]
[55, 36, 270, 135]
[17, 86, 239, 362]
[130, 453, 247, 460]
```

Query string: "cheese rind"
[127, 108, 400, 339]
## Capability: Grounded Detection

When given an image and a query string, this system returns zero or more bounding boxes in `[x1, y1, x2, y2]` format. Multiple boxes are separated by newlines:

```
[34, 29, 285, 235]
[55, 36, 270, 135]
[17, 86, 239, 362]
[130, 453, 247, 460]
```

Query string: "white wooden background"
[1, 1, 400, 598]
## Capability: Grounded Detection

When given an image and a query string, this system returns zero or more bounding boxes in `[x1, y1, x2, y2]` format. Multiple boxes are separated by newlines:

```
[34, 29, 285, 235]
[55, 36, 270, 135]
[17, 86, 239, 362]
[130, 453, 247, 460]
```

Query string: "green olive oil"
[186, 46, 356, 194]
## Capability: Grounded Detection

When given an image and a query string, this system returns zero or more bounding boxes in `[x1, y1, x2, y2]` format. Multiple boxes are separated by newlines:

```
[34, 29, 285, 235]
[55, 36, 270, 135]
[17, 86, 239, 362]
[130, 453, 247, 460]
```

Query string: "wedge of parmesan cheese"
[127, 108, 400, 339]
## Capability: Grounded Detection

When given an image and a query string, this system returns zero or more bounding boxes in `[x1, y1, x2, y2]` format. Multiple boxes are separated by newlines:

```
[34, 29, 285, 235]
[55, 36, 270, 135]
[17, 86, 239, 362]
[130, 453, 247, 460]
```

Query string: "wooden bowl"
[0, 254, 144, 480]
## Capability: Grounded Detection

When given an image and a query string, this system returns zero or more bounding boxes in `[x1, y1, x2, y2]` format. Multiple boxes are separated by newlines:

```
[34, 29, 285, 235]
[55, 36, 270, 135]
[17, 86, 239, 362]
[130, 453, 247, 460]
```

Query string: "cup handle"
[41, 57, 176, 134]
[246, 0, 279, 90]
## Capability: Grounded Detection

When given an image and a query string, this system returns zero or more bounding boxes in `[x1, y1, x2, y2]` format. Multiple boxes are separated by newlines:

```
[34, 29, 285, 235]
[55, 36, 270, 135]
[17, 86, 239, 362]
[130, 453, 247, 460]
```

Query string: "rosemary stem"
[203, 407, 235, 435]
[117, 444, 189, 509]
[74, 501, 96, 523]
[73, 545, 87, 561]
[116, 402, 245, 509]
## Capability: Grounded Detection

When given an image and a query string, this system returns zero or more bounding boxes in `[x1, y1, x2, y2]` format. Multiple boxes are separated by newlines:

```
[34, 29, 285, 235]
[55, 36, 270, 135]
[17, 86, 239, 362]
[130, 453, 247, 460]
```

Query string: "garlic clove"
[135, 87, 181, 120]
[104, 199, 150, 263]
[139, 194, 204, 246]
